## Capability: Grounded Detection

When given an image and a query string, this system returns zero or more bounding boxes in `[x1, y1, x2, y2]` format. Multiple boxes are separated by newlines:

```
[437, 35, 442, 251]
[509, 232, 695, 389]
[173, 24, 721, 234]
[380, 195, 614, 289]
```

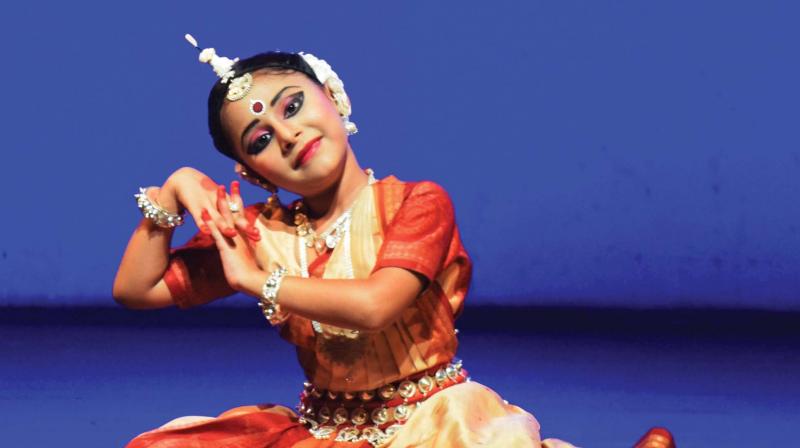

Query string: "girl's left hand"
[201, 181, 264, 292]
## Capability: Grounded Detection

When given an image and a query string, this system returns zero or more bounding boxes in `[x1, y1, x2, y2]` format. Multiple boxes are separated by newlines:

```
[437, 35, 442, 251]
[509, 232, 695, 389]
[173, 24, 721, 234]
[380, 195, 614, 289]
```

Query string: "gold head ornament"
[184, 33, 252, 101]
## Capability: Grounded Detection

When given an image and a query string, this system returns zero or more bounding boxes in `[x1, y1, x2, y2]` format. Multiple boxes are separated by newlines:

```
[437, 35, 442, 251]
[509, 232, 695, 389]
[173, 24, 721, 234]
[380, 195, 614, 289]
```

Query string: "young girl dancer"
[114, 36, 674, 448]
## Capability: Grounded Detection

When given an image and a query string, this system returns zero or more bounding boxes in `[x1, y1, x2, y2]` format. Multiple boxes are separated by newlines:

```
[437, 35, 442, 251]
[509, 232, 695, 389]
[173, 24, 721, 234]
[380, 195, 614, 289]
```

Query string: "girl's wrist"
[136, 185, 184, 231]
[255, 266, 290, 326]
[240, 268, 270, 298]
[155, 183, 183, 215]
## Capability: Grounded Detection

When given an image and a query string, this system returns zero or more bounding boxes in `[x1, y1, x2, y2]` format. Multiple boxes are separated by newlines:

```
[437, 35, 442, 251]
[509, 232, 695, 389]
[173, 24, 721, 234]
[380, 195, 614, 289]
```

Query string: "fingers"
[190, 201, 223, 236]
[229, 181, 246, 223]
[201, 208, 235, 249]
[230, 180, 242, 204]
[201, 208, 223, 244]
[234, 216, 260, 242]
[199, 218, 211, 235]
[173, 176, 224, 236]
[215, 185, 238, 238]
[186, 207, 211, 235]
[229, 180, 260, 242]
[188, 180, 256, 240]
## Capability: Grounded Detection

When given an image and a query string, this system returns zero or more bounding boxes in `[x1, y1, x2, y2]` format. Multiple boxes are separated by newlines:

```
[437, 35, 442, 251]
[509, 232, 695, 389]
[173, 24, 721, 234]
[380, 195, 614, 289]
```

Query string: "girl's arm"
[113, 167, 247, 309]
[238, 267, 426, 332]
[112, 184, 183, 309]
[203, 180, 454, 332]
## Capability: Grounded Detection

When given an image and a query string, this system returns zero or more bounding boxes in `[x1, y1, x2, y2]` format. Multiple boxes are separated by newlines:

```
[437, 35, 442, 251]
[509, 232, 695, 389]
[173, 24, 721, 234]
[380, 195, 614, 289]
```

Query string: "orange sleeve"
[163, 203, 266, 309]
[373, 181, 456, 283]
[163, 230, 236, 309]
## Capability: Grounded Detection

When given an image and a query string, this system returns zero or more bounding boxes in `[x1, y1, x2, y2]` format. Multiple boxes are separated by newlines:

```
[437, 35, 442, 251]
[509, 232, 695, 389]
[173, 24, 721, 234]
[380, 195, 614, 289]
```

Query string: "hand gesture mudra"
[160, 166, 264, 291]
[199, 179, 268, 292]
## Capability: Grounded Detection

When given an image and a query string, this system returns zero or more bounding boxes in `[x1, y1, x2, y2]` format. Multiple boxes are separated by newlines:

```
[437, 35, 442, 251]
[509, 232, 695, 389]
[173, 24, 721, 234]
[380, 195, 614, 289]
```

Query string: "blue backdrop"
[1, 1, 798, 309]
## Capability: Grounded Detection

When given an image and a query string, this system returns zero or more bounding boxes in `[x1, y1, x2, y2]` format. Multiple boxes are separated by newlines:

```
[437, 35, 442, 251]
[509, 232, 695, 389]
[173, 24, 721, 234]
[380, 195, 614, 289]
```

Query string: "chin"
[292, 147, 347, 196]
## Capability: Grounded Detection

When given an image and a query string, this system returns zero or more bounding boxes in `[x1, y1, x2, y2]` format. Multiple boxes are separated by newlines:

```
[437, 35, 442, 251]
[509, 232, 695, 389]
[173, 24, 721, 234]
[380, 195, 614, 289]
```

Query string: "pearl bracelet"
[258, 266, 288, 326]
[134, 187, 185, 229]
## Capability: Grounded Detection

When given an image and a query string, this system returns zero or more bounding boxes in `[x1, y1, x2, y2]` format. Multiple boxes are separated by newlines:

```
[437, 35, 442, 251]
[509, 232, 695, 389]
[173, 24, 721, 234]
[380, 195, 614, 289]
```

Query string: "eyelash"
[284, 92, 303, 119]
[246, 92, 304, 155]
[247, 132, 272, 155]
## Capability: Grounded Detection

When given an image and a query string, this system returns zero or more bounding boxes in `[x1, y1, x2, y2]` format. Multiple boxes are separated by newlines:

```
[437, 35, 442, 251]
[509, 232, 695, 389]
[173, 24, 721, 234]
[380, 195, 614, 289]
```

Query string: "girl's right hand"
[159, 166, 247, 237]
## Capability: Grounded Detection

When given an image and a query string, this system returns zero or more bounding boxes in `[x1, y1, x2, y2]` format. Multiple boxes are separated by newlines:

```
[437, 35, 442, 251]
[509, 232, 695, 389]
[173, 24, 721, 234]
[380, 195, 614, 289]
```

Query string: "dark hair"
[207, 52, 322, 164]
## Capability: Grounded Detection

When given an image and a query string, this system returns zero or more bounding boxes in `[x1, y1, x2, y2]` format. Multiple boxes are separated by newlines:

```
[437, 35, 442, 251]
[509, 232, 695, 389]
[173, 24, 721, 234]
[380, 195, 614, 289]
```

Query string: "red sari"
[125, 175, 573, 448]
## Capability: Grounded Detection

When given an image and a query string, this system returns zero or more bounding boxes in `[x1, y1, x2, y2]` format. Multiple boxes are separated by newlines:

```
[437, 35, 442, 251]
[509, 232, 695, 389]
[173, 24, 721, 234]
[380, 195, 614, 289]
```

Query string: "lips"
[294, 137, 322, 169]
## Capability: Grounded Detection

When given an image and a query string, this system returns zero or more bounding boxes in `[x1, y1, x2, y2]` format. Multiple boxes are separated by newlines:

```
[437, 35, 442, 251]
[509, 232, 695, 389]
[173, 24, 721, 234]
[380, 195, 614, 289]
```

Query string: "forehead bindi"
[250, 100, 265, 114]
[232, 80, 300, 116]
[221, 85, 273, 124]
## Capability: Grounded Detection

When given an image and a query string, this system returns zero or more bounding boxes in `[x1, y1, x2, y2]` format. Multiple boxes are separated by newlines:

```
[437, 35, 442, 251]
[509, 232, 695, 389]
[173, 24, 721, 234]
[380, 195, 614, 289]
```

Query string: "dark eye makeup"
[245, 91, 304, 156]
[284, 92, 304, 118]
[247, 131, 272, 155]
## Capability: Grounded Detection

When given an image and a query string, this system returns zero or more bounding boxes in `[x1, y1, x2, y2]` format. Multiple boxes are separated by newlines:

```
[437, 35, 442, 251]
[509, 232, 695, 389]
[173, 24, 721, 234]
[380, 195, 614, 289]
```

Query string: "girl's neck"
[302, 148, 368, 229]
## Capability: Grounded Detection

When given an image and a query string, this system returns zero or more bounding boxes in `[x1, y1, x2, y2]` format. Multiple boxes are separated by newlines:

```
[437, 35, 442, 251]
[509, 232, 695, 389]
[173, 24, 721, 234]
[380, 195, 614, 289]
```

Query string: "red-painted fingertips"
[199, 224, 211, 235]
[201, 209, 211, 222]
[231, 180, 240, 196]
[222, 227, 238, 238]
[217, 185, 226, 200]
[246, 225, 260, 241]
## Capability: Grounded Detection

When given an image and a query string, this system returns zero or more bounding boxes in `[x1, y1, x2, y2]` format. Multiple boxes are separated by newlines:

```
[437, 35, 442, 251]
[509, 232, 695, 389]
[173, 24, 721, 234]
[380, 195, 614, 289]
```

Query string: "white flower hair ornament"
[185, 34, 252, 102]
[184, 34, 357, 135]
[299, 52, 357, 135]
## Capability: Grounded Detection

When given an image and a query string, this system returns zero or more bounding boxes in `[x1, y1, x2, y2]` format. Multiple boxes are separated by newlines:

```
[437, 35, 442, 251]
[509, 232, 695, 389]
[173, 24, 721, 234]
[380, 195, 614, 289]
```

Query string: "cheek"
[248, 152, 282, 178]
[318, 111, 347, 141]
[306, 94, 343, 129]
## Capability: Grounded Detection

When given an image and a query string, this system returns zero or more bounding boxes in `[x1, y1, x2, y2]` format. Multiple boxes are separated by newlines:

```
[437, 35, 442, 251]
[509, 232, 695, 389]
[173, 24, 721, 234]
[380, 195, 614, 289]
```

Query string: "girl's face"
[220, 70, 350, 197]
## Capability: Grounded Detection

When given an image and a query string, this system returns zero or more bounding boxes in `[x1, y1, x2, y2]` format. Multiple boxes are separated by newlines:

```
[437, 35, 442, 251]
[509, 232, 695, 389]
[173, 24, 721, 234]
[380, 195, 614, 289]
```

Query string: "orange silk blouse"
[162, 175, 472, 392]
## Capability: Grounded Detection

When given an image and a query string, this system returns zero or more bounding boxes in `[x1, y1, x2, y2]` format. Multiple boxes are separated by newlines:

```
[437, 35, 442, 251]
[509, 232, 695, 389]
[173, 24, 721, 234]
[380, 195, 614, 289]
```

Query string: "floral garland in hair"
[185, 34, 357, 134]
[299, 52, 358, 135]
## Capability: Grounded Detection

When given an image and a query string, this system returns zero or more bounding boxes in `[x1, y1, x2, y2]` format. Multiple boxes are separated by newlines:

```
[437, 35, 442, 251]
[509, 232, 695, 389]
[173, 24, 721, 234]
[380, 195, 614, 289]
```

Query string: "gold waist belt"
[298, 359, 468, 446]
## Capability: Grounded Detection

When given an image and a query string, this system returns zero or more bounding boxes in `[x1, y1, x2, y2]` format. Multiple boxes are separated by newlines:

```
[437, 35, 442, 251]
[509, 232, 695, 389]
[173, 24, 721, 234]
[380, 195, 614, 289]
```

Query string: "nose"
[273, 121, 301, 155]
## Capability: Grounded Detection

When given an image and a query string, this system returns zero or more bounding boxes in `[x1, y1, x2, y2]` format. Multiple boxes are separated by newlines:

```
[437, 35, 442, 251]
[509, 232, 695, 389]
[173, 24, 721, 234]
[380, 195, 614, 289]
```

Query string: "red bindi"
[250, 99, 265, 115]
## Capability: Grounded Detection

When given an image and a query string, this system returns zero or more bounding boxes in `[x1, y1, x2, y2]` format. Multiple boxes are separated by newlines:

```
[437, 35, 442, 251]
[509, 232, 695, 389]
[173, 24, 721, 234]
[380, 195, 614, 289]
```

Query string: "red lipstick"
[295, 137, 322, 169]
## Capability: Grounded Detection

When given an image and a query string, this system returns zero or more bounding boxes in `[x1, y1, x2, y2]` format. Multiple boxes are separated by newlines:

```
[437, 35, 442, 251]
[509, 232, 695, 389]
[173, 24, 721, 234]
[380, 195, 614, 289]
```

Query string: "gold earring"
[234, 163, 280, 210]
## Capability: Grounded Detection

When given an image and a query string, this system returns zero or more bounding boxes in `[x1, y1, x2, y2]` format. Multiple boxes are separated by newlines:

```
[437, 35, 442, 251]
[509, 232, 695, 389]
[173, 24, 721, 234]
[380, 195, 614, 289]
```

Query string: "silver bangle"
[134, 187, 185, 228]
[258, 266, 288, 325]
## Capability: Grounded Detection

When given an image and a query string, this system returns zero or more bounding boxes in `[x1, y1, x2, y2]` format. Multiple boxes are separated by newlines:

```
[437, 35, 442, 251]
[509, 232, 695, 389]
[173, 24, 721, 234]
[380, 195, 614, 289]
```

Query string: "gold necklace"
[292, 169, 376, 255]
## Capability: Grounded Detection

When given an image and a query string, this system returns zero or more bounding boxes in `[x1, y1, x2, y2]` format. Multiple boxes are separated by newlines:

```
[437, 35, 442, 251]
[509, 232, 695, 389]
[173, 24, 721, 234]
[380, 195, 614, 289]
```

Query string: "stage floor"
[2, 306, 798, 447]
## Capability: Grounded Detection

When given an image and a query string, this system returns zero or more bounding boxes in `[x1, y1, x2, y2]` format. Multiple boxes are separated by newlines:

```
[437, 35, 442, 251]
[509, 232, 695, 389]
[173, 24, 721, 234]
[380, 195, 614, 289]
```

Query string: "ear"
[322, 83, 337, 105]
[322, 82, 352, 118]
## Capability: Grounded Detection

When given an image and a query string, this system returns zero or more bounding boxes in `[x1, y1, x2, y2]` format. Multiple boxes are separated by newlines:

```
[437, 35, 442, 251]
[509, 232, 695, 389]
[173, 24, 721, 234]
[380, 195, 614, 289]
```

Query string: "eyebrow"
[239, 85, 301, 151]
[240, 119, 260, 151]
[271, 85, 300, 106]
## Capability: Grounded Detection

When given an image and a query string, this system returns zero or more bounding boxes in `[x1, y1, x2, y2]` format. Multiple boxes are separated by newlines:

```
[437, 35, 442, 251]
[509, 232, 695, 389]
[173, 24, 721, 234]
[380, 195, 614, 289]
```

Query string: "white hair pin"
[185, 33, 252, 101]
[299, 52, 357, 135]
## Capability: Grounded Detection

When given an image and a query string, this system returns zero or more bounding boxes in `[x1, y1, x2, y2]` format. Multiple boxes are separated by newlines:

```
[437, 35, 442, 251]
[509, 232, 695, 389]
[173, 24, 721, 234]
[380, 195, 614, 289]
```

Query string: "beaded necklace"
[294, 169, 376, 337]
